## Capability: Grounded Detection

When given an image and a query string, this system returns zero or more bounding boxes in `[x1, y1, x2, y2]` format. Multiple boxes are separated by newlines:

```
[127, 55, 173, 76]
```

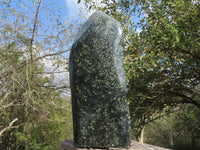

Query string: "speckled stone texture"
[69, 11, 131, 148]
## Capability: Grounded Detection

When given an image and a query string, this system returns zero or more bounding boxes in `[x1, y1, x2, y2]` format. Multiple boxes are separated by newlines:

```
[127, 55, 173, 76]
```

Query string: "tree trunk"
[139, 126, 145, 143]
[169, 128, 173, 149]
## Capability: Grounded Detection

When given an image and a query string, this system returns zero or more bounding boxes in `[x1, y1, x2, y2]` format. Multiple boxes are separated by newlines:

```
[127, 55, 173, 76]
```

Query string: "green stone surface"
[69, 11, 131, 148]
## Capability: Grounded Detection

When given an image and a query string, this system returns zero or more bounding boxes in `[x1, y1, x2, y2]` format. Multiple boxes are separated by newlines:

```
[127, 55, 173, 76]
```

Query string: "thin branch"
[29, 0, 42, 60]
[0, 49, 70, 80]
[125, 37, 137, 51]
[43, 85, 70, 90]
[0, 118, 19, 137]
[134, 108, 180, 128]
[0, 102, 14, 110]
[37, 71, 69, 74]
[161, 48, 200, 59]
[0, 92, 11, 103]
[178, 92, 200, 109]
[146, 108, 180, 125]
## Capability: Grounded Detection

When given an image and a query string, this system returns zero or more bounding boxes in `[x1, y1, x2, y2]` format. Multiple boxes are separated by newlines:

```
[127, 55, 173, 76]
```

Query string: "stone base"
[60, 140, 171, 150]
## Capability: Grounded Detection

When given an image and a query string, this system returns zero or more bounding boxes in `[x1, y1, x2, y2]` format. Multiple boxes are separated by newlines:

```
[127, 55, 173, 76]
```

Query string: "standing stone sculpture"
[69, 11, 131, 148]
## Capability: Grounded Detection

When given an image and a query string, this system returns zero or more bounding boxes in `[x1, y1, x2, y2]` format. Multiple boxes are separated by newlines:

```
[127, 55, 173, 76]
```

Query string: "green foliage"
[0, 35, 73, 148]
[0, 0, 73, 149]
[126, 0, 200, 130]
[144, 105, 200, 150]
[84, 0, 200, 144]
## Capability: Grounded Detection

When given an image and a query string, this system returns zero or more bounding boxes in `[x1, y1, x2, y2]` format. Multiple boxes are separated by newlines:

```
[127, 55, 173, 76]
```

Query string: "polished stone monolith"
[69, 11, 131, 148]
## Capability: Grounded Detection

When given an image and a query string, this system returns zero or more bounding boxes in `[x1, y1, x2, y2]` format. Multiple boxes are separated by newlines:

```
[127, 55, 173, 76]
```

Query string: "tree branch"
[29, 0, 42, 60]
[177, 92, 200, 109]
[0, 49, 70, 80]
[0, 102, 14, 110]
[0, 118, 19, 137]
[0, 92, 11, 103]
[134, 108, 180, 128]
[161, 48, 200, 59]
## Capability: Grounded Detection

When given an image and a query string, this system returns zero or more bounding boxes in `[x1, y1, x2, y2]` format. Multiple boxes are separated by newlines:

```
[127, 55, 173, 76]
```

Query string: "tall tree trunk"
[139, 126, 145, 143]
[169, 128, 173, 149]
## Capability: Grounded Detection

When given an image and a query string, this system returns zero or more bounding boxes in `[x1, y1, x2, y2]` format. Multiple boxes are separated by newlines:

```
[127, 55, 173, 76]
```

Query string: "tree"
[0, 0, 75, 149]
[84, 0, 200, 141]
[144, 104, 200, 149]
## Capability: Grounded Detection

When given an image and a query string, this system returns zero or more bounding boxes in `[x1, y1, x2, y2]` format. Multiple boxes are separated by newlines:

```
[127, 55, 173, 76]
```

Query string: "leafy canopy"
[84, 0, 200, 132]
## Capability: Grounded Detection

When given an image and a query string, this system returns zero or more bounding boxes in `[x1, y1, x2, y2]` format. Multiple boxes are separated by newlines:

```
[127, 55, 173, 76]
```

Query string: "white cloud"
[136, 28, 142, 33]
[65, 0, 93, 21]
[43, 57, 71, 97]
[65, 0, 113, 21]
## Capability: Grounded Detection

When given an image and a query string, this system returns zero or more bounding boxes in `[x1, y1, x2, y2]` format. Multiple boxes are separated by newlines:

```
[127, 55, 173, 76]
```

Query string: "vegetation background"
[0, 0, 200, 150]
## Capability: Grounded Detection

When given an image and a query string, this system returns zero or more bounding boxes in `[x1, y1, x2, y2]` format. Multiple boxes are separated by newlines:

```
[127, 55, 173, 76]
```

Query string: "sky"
[65, 0, 92, 19]
[0, 0, 140, 97]
[0, 0, 101, 97]
[65, 0, 107, 22]
[64, 0, 142, 32]
[45, 0, 101, 97]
